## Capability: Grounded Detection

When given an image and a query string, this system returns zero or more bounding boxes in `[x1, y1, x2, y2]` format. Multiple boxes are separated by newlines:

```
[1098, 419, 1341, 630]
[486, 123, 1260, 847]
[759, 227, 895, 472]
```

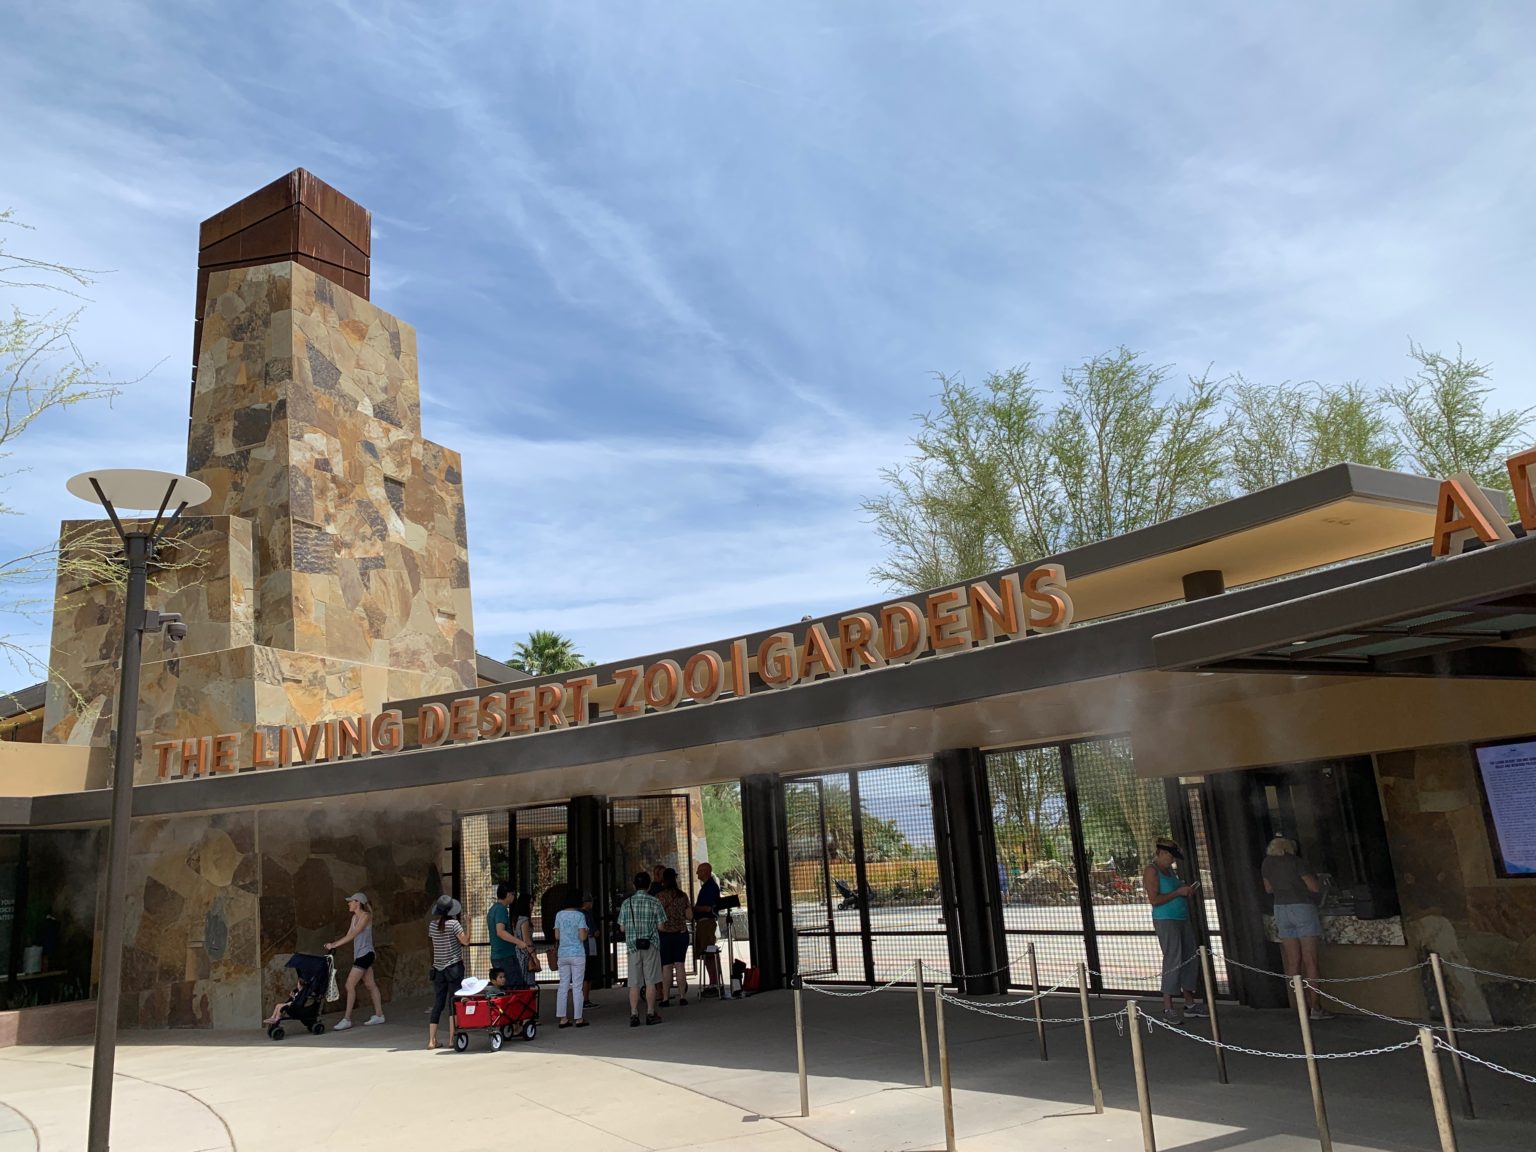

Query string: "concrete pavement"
[2, 983, 1532, 1151]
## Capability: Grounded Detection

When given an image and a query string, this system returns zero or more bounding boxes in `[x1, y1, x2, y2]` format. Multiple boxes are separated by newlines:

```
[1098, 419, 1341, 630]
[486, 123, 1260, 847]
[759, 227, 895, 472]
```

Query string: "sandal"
[558, 1020, 571, 1029]
[576, 1019, 590, 1028]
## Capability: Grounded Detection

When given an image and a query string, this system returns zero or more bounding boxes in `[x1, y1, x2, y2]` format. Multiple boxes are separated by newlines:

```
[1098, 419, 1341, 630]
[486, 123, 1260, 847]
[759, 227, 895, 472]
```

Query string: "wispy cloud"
[2, 0, 1535, 675]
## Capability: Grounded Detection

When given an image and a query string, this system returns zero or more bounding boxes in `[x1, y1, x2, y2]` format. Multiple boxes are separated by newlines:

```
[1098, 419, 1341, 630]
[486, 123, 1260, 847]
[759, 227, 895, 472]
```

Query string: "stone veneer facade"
[43, 260, 476, 780]
[119, 805, 443, 1030]
[1378, 743, 1536, 1025]
[37, 174, 478, 1029]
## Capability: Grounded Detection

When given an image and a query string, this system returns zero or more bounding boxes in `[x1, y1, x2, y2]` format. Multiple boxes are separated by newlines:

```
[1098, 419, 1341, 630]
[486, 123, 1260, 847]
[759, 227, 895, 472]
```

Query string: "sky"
[2, 1, 1535, 681]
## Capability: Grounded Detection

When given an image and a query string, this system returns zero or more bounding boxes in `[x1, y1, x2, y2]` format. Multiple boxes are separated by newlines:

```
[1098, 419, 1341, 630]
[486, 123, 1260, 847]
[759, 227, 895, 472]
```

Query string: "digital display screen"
[1473, 739, 1536, 878]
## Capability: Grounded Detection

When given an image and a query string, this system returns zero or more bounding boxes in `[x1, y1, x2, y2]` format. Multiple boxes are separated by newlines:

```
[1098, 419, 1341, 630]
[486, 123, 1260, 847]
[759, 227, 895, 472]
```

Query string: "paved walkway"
[2, 985, 1533, 1151]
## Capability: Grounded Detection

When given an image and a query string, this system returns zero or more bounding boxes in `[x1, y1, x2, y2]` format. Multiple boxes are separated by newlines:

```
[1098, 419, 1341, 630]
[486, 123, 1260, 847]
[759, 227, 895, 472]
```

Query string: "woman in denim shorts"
[1262, 837, 1331, 1021]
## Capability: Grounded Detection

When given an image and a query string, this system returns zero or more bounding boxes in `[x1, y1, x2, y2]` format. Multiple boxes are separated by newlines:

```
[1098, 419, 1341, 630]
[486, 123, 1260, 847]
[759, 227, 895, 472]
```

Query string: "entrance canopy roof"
[1154, 532, 1536, 679]
[6, 463, 1531, 829]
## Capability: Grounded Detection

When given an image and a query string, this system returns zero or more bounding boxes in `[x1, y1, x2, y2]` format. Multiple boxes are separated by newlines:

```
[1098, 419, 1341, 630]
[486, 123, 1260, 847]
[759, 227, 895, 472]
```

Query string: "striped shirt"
[617, 891, 665, 952]
[428, 918, 464, 970]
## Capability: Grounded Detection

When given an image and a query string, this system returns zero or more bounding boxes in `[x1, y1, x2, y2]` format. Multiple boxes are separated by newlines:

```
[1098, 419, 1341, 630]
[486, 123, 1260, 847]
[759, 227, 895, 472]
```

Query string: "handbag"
[325, 956, 340, 1004]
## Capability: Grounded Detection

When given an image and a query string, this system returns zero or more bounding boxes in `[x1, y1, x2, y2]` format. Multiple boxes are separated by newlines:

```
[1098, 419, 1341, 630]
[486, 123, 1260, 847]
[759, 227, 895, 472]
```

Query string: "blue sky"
[2, 2, 1535, 679]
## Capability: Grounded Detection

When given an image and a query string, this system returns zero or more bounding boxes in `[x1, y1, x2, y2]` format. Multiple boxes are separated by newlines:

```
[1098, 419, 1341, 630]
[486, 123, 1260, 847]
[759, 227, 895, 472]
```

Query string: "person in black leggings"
[427, 896, 468, 1050]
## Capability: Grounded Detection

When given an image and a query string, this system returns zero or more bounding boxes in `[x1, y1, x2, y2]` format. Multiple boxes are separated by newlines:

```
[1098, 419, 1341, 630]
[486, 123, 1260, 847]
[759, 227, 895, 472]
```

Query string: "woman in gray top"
[1261, 838, 1330, 1021]
[326, 892, 385, 1030]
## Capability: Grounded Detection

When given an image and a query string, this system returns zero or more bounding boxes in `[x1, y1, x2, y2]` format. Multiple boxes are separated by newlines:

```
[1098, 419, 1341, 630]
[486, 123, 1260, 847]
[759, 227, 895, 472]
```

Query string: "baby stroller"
[835, 879, 868, 911]
[267, 953, 334, 1040]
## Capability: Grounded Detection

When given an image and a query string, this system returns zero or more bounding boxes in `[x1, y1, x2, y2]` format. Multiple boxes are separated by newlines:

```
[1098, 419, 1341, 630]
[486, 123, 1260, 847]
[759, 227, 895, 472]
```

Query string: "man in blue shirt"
[694, 862, 722, 994]
[487, 883, 521, 984]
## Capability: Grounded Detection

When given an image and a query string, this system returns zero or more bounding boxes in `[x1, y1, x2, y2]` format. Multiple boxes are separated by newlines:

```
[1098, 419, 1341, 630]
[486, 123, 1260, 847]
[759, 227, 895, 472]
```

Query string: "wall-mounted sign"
[1430, 448, 1536, 557]
[1472, 737, 1536, 878]
[153, 564, 1073, 781]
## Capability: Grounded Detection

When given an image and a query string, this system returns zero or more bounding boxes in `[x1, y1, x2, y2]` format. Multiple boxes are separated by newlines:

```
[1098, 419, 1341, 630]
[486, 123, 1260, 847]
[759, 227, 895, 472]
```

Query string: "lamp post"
[66, 469, 209, 1152]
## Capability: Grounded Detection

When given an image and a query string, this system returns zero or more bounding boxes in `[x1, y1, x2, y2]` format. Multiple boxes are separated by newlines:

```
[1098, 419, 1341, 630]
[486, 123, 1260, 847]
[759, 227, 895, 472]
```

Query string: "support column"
[932, 749, 1008, 996]
[741, 774, 790, 991]
[1205, 771, 1286, 1009]
[567, 796, 612, 989]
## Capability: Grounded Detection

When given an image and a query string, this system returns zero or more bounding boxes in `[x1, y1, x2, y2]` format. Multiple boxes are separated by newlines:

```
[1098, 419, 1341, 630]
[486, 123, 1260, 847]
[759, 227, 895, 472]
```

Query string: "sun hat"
[432, 895, 462, 918]
[456, 976, 489, 998]
[1154, 838, 1184, 861]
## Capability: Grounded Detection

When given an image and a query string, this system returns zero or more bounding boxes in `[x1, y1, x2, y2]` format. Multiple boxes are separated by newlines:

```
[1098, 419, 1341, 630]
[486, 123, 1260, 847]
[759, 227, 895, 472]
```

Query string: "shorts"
[660, 931, 689, 965]
[693, 918, 717, 953]
[628, 944, 662, 989]
[352, 952, 376, 971]
[1274, 903, 1323, 940]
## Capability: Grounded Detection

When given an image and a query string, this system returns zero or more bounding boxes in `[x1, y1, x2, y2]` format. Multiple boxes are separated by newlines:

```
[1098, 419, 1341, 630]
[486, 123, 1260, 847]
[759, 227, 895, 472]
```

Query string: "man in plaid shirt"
[618, 871, 666, 1027]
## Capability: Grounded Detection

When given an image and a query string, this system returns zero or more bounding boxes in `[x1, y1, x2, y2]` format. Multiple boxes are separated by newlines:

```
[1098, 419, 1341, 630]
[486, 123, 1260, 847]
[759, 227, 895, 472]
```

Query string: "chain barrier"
[1308, 981, 1536, 1035]
[1435, 1037, 1536, 1086]
[1223, 954, 1428, 984]
[794, 963, 917, 997]
[1145, 1013, 1419, 1061]
[936, 989, 1124, 1026]
[1441, 959, 1536, 986]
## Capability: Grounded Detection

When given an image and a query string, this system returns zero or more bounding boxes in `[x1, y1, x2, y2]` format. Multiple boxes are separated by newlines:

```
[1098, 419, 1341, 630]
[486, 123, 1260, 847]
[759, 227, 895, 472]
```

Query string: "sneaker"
[1310, 1009, 1336, 1022]
[333, 1019, 353, 1031]
[678, 997, 689, 1007]
[1184, 1003, 1208, 1018]
[630, 1015, 641, 1028]
[364, 1015, 385, 1026]
[583, 1001, 597, 1009]
[1162, 1008, 1183, 1024]
[645, 1014, 663, 1025]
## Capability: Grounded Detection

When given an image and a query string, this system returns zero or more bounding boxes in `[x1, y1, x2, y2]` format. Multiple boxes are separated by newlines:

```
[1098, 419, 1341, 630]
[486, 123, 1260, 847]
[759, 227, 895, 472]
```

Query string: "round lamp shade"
[66, 469, 212, 513]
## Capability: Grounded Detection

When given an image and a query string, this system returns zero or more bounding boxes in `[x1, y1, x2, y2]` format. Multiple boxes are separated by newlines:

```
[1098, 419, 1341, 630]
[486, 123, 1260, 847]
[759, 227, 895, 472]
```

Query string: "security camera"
[145, 610, 187, 644]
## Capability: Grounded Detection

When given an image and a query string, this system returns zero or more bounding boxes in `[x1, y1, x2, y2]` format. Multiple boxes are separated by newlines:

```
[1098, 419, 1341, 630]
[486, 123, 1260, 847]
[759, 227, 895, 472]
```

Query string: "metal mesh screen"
[515, 805, 568, 945]
[459, 810, 509, 982]
[858, 763, 943, 983]
[986, 745, 1087, 988]
[1185, 781, 1230, 994]
[609, 795, 692, 984]
[1071, 736, 1170, 992]
[785, 778, 838, 978]
[986, 738, 1221, 996]
[786, 763, 938, 985]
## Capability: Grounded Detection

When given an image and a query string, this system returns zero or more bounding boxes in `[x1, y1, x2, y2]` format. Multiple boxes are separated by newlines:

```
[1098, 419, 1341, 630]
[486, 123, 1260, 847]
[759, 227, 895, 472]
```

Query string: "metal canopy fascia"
[1152, 533, 1536, 677]
[8, 543, 1434, 831]
[396, 463, 1471, 718]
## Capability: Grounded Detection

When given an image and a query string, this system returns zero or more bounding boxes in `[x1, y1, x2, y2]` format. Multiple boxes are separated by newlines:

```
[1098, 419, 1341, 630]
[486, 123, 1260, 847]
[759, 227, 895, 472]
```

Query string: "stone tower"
[44, 171, 477, 778]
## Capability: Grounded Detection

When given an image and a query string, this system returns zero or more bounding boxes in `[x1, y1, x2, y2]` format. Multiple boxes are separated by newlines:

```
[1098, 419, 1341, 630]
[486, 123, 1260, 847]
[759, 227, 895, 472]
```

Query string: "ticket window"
[1254, 758, 1400, 921]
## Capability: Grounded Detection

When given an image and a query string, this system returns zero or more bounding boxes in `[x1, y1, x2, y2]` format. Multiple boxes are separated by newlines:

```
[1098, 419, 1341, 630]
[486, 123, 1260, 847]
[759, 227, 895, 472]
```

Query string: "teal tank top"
[1152, 869, 1188, 921]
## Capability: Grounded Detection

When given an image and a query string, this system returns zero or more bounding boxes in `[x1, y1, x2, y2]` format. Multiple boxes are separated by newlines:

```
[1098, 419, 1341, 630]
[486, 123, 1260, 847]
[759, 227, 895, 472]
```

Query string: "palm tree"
[509, 630, 587, 676]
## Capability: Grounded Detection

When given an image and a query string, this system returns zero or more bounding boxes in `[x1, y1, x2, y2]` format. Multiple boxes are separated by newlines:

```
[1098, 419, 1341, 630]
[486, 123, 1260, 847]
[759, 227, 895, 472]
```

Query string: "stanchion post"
[1078, 962, 1103, 1114]
[1198, 945, 1228, 1085]
[1126, 1000, 1156, 1152]
[1419, 1026, 1460, 1152]
[794, 984, 808, 1118]
[1293, 974, 1332, 1152]
[1028, 941, 1048, 1061]
[1429, 952, 1474, 1119]
[916, 957, 932, 1089]
[935, 985, 957, 1152]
